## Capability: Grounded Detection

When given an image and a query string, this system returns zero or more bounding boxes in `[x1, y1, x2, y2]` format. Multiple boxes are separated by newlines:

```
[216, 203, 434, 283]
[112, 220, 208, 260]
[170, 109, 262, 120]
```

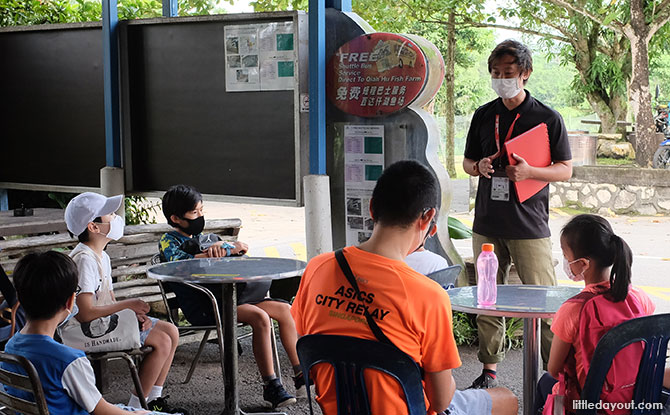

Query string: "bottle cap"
[481, 243, 494, 252]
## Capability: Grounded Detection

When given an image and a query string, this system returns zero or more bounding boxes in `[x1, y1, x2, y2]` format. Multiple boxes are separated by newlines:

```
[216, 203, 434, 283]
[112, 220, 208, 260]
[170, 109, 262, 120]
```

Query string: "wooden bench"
[0, 218, 242, 306]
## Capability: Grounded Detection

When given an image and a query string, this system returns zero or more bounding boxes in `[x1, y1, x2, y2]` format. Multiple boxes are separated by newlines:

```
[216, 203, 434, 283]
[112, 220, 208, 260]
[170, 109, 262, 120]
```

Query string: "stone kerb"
[550, 166, 670, 216]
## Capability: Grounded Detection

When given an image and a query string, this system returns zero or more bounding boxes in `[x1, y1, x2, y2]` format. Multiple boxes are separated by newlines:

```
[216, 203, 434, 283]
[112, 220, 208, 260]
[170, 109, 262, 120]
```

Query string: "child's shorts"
[448, 389, 492, 415]
[139, 317, 159, 345]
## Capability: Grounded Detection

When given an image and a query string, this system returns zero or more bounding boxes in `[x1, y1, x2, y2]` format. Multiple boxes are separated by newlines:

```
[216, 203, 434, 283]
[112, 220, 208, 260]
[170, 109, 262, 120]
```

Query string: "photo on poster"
[362, 197, 371, 217]
[242, 55, 259, 68]
[347, 216, 364, 230]
[364, 136, 384, 154]
[365, 165, 384, 181]
[346, 198, 362, 216]
[365, 218, 374, 231]
[236, 69, 249, 82]
[357, 232, 371, 243]
[277, 61, 294, 77]
[228, 55, 241, 68]
[239, 34, 258, 54]
[276, 33, 294, 51]
[225, 37, 239, 54]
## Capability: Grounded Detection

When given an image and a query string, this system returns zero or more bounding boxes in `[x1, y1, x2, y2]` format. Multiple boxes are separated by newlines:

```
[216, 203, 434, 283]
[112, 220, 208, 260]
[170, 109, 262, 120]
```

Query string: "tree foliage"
[0, 0, 218, 26]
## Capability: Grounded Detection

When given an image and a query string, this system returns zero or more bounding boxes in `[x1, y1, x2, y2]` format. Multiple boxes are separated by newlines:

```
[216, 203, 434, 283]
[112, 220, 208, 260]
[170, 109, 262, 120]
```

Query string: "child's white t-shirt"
[405, 250, 449, 276]
[69, 243, 114, 306]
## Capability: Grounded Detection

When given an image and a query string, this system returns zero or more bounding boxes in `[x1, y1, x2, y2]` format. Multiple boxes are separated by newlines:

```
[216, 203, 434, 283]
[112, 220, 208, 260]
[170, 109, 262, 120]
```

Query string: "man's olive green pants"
[471, 233, 556, 366]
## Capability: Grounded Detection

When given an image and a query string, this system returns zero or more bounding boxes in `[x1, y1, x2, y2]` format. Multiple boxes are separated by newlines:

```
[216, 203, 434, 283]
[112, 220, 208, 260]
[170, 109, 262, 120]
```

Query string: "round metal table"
[448, 285, 581, 415]
[148, 257, 306, 415]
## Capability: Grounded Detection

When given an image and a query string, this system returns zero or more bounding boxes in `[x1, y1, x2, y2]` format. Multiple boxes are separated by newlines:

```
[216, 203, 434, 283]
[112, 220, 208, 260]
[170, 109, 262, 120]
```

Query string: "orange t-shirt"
[551, 281, 655, 386]
[291, 247, 462, 415]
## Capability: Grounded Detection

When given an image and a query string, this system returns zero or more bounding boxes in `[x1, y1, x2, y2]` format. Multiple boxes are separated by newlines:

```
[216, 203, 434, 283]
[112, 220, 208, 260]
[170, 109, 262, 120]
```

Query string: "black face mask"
[179, 215, 205, 236]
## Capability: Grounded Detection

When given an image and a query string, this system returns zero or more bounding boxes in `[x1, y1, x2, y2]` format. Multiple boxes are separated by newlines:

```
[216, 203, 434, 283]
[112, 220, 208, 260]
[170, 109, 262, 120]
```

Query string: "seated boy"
[159, 184, 303, 408]
[64, 192, 183, 413]
[291, 160, 518, 415]
[2, 250, 175, 414]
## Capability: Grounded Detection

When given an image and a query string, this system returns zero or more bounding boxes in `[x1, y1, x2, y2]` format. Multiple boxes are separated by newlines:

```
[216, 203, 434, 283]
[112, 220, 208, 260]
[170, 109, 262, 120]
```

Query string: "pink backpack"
[546, 287, 647, 415]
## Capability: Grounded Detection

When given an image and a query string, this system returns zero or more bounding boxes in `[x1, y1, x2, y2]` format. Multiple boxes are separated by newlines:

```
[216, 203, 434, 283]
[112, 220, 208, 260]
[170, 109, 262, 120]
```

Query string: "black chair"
[0, 352, 49, 415]
[578, 313, 670, 415]
[426, 264, 462, 290]
[296, 334, 426, 415]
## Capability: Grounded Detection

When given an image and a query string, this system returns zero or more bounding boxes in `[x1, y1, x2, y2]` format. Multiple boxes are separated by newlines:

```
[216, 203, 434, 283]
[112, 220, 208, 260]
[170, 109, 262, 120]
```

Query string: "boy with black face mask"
[159, 185, 304, 409]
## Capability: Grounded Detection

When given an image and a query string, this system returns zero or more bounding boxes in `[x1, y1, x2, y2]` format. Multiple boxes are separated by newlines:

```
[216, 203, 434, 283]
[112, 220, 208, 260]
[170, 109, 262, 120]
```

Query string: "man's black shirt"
[464, 91, 572, 239]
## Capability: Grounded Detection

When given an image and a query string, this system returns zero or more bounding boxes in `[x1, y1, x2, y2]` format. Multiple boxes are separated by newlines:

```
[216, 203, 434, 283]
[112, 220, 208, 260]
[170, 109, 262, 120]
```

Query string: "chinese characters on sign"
[327, 33, 428, 117]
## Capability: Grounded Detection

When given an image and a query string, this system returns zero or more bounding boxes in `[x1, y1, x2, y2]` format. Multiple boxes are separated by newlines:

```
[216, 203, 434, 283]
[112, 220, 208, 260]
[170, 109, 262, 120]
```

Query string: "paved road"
[202, 179, 670, 314]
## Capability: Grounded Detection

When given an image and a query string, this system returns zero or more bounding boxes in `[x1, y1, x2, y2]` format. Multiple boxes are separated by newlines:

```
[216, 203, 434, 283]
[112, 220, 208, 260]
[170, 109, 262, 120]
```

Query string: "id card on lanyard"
[490, 113, 520, 202]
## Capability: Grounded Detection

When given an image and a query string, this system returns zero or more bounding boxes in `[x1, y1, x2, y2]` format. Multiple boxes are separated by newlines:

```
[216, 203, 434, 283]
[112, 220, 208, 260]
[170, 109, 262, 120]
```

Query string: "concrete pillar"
[101, 167, 125, 217]
[303, 175, 333, 261]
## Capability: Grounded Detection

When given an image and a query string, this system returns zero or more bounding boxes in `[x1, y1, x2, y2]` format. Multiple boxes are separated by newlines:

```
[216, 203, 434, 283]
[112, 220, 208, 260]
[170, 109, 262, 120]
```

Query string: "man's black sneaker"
[147, 395, 189, 414]
[468, 372, 499, 389]
[293, 371, 314, 398]
[263, 378, 297, 408]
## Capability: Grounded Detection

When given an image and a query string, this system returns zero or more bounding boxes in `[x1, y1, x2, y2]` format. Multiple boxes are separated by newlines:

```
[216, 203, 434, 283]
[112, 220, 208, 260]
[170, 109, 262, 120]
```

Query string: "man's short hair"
[13, 251, 78, 320]
[162, 184, 203, 227]
[488, 39, 533, 76]
[370, 160, 439, 228]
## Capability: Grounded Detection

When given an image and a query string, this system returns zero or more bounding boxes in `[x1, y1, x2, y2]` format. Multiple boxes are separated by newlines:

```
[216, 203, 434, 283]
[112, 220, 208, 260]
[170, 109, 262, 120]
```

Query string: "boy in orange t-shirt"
[291, 160, 518, 415]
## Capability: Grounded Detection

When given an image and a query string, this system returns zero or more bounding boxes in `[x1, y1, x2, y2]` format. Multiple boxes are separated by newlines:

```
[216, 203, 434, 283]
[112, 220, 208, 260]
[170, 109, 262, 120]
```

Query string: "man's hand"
[505, 153, 533, 182]
[136, 314, 152, 331]
[478, 155, 496, 179]
[125, 299, 150, 315]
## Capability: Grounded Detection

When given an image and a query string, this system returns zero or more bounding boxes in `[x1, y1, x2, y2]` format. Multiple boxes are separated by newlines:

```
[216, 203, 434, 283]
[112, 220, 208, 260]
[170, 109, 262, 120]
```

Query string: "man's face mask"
[491, 77, 522, 99]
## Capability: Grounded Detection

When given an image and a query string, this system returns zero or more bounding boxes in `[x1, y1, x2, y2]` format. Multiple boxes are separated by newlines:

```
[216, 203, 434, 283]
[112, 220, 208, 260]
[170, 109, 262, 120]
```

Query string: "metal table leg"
[220, 283, 287, 415]
[523, 317, 541, 415]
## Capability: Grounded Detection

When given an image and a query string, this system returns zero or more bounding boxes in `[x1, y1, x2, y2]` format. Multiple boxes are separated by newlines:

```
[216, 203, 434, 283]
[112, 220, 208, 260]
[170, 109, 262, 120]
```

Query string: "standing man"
[463, 40, 572, 388]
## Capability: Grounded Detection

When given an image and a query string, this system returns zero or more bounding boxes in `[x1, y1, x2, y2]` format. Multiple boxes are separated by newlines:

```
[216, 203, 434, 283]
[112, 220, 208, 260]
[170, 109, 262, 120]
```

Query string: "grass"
[596, 157, 637, 166]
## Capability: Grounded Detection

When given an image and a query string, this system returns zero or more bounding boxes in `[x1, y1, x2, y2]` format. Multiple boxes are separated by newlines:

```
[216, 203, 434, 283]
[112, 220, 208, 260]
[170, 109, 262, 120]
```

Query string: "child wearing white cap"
[64, 192, 185, 414]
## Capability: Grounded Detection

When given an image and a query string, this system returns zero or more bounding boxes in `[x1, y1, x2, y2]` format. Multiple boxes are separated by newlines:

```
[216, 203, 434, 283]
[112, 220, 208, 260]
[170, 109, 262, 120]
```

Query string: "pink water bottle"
[477, 243, 498, 306]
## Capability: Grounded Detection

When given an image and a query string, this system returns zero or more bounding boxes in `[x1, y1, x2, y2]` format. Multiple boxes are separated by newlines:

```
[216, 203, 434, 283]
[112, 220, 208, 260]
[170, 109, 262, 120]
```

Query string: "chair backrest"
[426, 264, 462, 290]
[0, 352, 49, 415]
[296, 334, 426, 415]
[578, 313, 670, 415]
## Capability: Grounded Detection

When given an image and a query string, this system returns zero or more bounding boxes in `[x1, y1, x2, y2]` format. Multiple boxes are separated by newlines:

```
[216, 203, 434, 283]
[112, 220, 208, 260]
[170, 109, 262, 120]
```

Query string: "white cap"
[64, 192, 123, 236]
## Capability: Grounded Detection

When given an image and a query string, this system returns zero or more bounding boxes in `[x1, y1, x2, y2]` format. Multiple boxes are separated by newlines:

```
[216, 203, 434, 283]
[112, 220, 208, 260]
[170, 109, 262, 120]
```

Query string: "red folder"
[504, 123, 551, 203]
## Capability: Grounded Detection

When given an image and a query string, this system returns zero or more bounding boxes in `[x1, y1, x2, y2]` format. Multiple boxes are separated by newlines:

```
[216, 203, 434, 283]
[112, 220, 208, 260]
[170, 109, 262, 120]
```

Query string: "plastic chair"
[578, 313, 670, 415]
[0, 352, 49, 414]
[296, 334, 426, 415]
[426, 264, 462, 290]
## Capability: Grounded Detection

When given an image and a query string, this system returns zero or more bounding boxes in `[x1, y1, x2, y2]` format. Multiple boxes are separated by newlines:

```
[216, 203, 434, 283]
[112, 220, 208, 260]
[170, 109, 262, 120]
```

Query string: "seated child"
[2, 250, 176, 415]
[64, 192, 183, 413]
[159, 184, 303, 409]
[536, 214, 655, 414]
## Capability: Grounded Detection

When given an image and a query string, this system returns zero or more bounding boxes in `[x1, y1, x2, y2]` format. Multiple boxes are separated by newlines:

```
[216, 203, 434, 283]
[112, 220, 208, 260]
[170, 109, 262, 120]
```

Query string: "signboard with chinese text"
[326, 33, 428, 117]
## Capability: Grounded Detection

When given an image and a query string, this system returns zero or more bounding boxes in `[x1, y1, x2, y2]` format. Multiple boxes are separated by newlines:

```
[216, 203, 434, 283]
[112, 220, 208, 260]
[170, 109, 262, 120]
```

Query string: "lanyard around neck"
[491, 113, 521, 160]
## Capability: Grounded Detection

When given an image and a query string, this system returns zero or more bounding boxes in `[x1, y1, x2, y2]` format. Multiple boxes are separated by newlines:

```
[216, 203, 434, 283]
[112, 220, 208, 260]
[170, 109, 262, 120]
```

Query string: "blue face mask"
[58, 303, 78, 328]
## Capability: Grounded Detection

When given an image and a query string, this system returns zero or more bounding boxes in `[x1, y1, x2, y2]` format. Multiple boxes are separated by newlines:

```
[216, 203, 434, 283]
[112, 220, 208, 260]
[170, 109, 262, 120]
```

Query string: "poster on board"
[225, 22, 295, 92]
[344, 125, 384, 246]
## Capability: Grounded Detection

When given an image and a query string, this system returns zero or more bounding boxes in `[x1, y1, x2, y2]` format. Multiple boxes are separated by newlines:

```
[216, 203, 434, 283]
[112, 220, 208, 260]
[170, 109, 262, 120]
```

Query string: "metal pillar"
[162, 0, 178, 17]
[308, 0, 327, 175]
[0, 189, 7, 211]
[326, 0, 351, 11]
[102, 0, 122, 168]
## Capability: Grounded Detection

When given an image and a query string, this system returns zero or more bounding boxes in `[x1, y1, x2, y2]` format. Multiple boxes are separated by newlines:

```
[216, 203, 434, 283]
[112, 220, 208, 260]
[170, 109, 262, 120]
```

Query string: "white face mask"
[104, 215, 125, 241]
[491, 77, 522, 99]
[563, 256, 588, 282]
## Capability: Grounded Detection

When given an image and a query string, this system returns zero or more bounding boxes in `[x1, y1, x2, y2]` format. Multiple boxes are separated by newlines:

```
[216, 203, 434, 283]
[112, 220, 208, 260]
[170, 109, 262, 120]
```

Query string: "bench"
[0, 218, 242, 307]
